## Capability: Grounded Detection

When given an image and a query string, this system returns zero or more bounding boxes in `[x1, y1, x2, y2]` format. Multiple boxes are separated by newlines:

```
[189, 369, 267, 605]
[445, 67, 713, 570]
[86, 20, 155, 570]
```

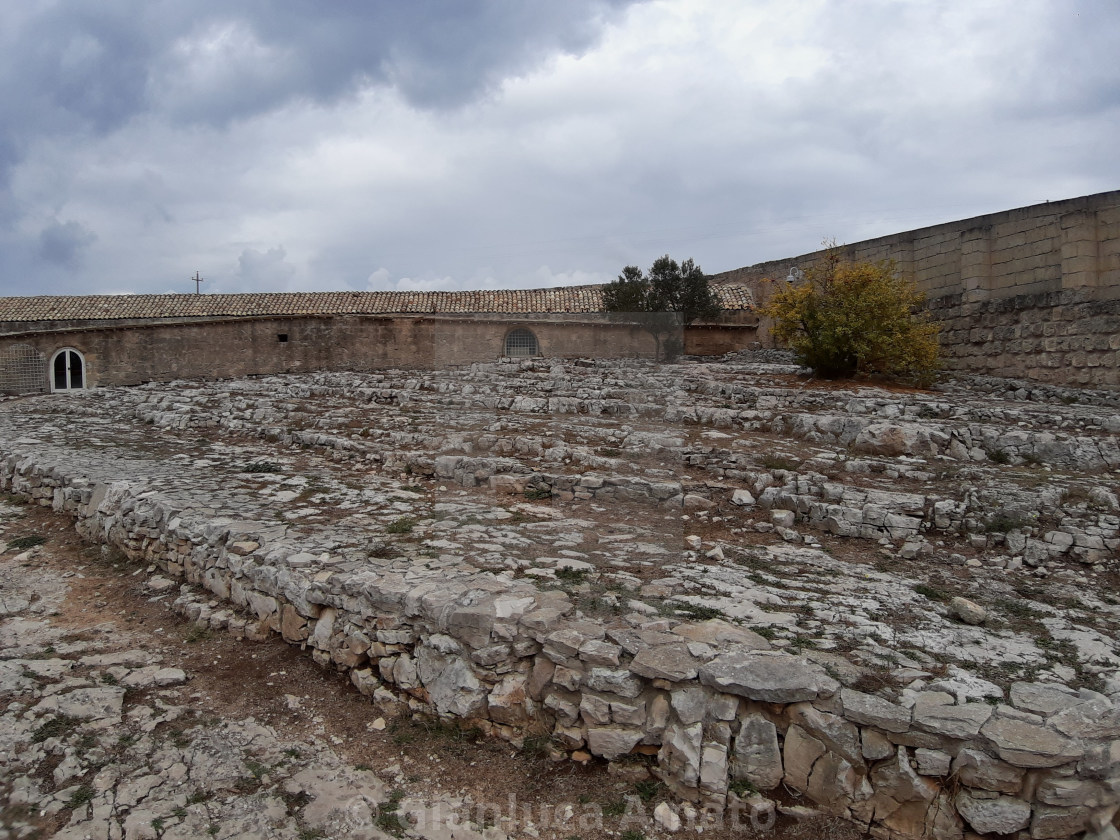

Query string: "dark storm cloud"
[0, 0, 637, 233]
[0, 0, 640, 282]
[1, 1, 637, 139]
[1, 1, 1118, 298]
[38, 219, 97, 267]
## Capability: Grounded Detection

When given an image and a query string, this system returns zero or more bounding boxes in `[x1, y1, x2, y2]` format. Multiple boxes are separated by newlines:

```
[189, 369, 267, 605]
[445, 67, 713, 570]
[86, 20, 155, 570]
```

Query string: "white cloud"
[1, 0, 1117, 297]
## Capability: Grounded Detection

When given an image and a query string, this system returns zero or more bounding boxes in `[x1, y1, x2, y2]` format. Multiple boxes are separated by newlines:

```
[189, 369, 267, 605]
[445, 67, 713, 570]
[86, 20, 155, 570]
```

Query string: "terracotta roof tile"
[0, 285, 753, 322]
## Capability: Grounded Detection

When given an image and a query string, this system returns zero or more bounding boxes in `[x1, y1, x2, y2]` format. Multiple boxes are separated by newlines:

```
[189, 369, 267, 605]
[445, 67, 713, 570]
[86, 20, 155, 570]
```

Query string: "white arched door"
[50, 349, 85, 392]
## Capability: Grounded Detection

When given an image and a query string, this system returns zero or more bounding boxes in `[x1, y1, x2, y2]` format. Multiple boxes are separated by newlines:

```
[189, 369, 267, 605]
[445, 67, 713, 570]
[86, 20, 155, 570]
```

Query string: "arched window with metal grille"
[503, 328, 539, 358]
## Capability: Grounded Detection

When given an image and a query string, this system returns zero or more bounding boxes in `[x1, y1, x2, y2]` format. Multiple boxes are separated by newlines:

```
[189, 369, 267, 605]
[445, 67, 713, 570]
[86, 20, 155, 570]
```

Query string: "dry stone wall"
[3, 358, 1120, 839]
[3, 458, 1119, 839]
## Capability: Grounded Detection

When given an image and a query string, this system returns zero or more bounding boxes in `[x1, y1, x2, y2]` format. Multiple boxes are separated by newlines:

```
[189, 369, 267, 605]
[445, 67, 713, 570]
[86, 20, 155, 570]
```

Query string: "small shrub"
[1062, 486, 1090, 506]
[7, 534, 46, 551]
[385, 517, 416, 535]
[851, 667, 902, 695]
[728, 777, 758, 797]
[520, 734, 552, 759]
[32, 714, 78, 743]
[761, 247, 940, 385]
[241, 461, 283, 473]
[760, 455, 801, 472]
[376, 790, 407, 836]
[554, 567, 589, 584]
[634, 779, 662, 803]
[998, 599, 1044, 620]
[66, 784, 95, 809]
[912, 583, 948, 602]
[601, 799, 627, 817]
[984, 510, 1033, 533]
[986, 449, 1011, 465]
[675, 603, 724, 621]
[184, 625, 211, 644]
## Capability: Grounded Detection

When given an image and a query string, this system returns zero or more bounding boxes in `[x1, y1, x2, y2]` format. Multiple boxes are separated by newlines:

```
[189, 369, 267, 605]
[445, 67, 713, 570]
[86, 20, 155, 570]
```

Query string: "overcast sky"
[2, 1, 1118, 297]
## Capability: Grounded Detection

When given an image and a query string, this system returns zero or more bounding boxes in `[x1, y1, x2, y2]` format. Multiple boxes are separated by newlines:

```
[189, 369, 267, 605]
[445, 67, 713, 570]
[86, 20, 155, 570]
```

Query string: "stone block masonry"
[3, 359, 1120, 839]
[930, 289, 1120, 388]
[714, 190, 1120, 389]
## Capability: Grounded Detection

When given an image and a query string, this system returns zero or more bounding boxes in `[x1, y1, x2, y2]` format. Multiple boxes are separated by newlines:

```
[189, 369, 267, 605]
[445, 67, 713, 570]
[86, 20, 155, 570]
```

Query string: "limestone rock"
[586, 726, 642, 760]
[585, 666, 643, 698]
[659, 721, 703, 788]
[870, 747, 938, 805]
[731, 715, 783, 791]
[1009, 681, 1080, 715]
[788, 702, 863, 768]
[653, 801, 681, 832]
[629, 643, 700, 682]
[949, 596, 987, 625]
[951, 747, 1025, 795]
[980, 714, 1083, 768]
[415, 646, 486, 718]
[782, 725, 826, 792]
[914, 748, 951, 776]
[912, 696, 992, 738]
[731, 489, 755, 507]
[955, 791, 1030, 835]
[699, 652, 839, 703]
[840, 688, 911, 733]
[36, 686, 126, 722]
[672, 618, 772, 651]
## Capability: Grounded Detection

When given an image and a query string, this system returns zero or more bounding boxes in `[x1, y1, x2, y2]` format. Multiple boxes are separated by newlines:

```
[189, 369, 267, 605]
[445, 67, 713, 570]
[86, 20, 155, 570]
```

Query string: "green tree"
[761, 248, 940, 386]
[601, 255, 722, 360]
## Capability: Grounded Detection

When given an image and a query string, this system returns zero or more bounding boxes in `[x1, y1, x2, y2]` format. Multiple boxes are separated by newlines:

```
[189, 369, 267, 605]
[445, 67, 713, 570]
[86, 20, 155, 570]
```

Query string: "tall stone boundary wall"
[713, 191, 1120, 389]
[4, 451, 1120, 839]
[714, 191, 1120, 304]
[929, 290, 1120, 388]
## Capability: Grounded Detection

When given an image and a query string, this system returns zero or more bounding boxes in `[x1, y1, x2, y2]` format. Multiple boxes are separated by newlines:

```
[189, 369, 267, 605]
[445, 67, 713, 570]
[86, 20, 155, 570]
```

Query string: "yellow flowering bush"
[762, 249, 940, 387]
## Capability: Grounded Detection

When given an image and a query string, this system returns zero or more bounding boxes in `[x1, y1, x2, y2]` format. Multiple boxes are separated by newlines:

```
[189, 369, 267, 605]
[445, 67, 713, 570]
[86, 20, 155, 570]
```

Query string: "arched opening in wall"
[503, 328, 539, 358]
[50, 348, 86, 392]
[0, 344, 47, 395]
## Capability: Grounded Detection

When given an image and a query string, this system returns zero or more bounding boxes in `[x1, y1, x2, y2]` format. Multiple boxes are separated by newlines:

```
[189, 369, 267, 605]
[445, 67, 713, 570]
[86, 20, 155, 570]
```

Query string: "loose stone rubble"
[2, 355, 1120, 840]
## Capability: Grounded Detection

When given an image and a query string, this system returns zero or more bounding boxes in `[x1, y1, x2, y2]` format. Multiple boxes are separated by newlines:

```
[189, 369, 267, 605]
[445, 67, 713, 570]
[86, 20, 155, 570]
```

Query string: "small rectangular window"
[277, 333, 289, 343]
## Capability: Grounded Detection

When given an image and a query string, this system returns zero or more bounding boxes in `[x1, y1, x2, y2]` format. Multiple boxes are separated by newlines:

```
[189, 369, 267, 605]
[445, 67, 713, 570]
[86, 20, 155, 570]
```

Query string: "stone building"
[0, 285, 757, 393]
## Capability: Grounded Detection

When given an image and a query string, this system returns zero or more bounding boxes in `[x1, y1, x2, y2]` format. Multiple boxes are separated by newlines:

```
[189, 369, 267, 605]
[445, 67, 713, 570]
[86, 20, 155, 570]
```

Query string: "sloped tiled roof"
[0, 285, 753, 322]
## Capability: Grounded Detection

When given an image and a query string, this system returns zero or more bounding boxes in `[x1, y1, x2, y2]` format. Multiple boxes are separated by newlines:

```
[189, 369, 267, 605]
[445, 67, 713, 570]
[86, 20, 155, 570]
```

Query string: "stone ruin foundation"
[2, 354, 1120, 839]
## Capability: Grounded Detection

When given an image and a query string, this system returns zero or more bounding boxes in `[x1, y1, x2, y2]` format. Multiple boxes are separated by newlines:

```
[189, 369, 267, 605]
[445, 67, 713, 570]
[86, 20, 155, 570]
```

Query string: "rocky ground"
[2, 355, 1119, 839]
[0, 488, 860, 840]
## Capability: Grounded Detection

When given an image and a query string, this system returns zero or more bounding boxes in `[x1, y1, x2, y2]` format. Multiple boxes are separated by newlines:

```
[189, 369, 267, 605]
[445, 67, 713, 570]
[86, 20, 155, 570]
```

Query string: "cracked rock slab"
[698, 651, 839, 703]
